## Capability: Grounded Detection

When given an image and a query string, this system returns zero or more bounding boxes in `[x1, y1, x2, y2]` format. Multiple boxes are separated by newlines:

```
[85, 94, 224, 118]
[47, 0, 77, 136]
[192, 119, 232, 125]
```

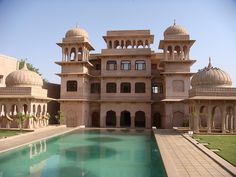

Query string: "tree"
[55, 111, 64, 124]
[19, 59, 41, 75]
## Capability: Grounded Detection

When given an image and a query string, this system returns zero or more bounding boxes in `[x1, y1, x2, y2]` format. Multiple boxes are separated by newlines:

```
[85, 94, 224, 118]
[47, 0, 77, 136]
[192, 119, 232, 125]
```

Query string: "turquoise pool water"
[0, 129, 167, 177]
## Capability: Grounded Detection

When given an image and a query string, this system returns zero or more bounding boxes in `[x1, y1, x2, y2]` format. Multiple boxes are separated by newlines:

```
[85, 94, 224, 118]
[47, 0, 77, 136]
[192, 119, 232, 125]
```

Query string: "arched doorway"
[172, 111, 184, 127]
[212, 106, 222, 129]
[11, 104, 18, 116]
[106, 110, 116, 127]
[120, 111, 131, 127]
[91, 111, 100, 127]
[23, 104, 28, 115]
[199, 106, 207, 128]
[37, 105, 41, 117]
[135, 111, 145, 127]
[152, 112, 162, 128]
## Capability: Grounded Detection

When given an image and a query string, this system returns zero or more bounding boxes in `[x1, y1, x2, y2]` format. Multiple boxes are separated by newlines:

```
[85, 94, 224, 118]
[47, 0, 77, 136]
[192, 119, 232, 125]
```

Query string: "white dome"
[5, 63, 43, 87]
[65, 26, 88, 38]
[191, 59, 232, 87]
[164, 21, 189, 40]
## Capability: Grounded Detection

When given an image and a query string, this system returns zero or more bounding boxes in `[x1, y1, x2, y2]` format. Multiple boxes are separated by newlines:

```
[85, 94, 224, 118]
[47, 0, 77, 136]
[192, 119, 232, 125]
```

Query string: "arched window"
[137, 40, 143, 48]
[106, 60, 117, 70]
[70, 48, 76, 61]
[135, 82, 145, 93]
[121, 82, 131, 93]
[114, 40, 119, 49]
[67, 80, 77, 92]
[106, 83, 116, 93]
[135, 60, 146, 70]
[121, 60, 131, 70]
[125, 40, 132, 49]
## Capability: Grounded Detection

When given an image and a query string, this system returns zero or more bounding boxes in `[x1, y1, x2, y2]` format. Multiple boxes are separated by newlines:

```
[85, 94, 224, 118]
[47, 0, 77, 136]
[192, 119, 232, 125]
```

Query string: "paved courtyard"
[154, 129, 235, 177]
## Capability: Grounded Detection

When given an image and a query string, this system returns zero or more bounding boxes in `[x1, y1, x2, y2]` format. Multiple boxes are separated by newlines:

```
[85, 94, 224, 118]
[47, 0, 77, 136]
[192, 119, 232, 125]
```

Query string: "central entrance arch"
[91, 112, 100, 127]
[120, 111, 131, 127]
[106, 110, 116, 127]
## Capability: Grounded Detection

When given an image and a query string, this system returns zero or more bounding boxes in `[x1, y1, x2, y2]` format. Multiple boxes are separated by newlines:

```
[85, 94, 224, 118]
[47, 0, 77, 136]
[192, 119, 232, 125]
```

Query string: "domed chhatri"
[5, 62, 43, 87]
[164, 20, 189, 40]
[191, 58, 232, 87]
[65, 26, 89, 38]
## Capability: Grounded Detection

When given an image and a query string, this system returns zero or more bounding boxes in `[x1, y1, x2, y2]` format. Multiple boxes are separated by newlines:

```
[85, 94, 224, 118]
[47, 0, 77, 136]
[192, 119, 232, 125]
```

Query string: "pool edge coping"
[153, 129, 180, 177]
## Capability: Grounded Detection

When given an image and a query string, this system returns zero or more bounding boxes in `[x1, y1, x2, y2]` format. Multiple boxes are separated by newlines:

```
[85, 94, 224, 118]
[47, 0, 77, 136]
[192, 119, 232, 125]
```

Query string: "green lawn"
[193, 135, 236, 166]
[0, 130, 27, 138]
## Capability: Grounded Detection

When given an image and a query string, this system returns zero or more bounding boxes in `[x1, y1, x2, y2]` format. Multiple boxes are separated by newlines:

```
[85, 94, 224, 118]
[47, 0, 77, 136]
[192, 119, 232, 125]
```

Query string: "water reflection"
[29, 140, 47, 159]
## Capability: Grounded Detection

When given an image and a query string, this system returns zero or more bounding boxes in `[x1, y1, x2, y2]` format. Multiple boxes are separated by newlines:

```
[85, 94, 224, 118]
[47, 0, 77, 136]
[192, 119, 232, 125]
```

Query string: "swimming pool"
[0, 129, 167, 177]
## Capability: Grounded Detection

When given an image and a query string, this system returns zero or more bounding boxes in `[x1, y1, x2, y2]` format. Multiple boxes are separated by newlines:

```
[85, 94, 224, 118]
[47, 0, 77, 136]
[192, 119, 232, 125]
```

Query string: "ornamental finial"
[208, 57, 212, 68]
[21, 62, 28, 70]
[173, 19, 176, 25]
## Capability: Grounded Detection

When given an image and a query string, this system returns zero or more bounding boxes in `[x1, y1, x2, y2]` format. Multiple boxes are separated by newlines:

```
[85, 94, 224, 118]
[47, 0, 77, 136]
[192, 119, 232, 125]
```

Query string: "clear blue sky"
[0, 0, 236, 85]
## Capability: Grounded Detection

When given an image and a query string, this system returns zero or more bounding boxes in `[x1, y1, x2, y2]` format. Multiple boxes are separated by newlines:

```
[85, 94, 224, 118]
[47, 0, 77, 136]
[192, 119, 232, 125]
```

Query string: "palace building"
[56, 22, 198, 129]
[0, 22, 235, 133]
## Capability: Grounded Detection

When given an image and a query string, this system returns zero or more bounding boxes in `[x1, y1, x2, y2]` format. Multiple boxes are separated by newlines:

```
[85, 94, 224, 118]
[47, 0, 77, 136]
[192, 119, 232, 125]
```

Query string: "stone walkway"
[154, 129, 234, 177]
[0, 125, 75, 153]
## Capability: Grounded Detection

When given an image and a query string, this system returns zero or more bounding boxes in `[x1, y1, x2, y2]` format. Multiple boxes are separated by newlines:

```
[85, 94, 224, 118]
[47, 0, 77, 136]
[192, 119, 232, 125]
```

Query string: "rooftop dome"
[65, 26, 88, 38]
[164, 21, 189, 39]
[191, 58, 232, 87]
[5, 63, 43, 87]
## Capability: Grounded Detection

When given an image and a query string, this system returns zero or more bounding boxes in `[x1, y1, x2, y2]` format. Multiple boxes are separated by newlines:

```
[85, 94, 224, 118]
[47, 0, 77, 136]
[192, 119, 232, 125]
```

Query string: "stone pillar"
[131, 116, 135, 128]
[188, 106, 193, 130]
[146, 115, 151, 129]
[180, 47, 184, 60]
[171, 46, 175, 60]
[164, 46, 167, 60]
[194, 105, 199, 133]
[222, 106, 226, 133]
[186, 48, 190, 60]
[225, 114, 229, 131]
[230, 115, 234, 133]
[13, 105, 17, 115]
[62, 49, 65, 61]
[207, 105, 212, 133]
[81, 48, 85, 61]
[75, 48, 78, 61]
[100, 116, 105, 128]
[116, 114, 120, 128]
